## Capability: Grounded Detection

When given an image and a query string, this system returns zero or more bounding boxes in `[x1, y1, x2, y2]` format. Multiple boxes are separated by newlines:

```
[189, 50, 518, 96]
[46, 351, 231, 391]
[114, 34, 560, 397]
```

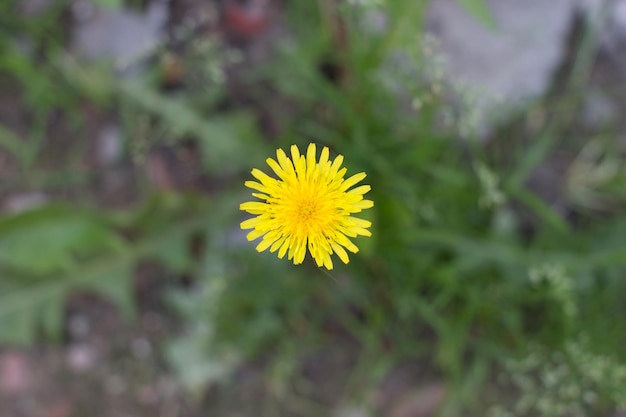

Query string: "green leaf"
[166, 324, 240, 394]
[39, 298, 63, 341]
[0, 205, 131, 344]
[0, 205, 122, 275]
[454, 0, 497, 30]
[195, 113, 263, 174]
[508, 184, 570, 234]
[0, 197, 208, 345]
[0, 279, 68, 345]
[87, 0, 123, 10]
[0, 312, 33, 345]
[81, 261, 136, 319]
[119, 81, 263, 174]
[0, 123, 28, 166]
[148, 232, 193, 274]
[0, 258, 135, 345]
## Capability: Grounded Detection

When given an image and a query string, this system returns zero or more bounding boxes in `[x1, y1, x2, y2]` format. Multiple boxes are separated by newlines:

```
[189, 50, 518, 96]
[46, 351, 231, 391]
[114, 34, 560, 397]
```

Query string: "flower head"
[240, 143, 373, 270]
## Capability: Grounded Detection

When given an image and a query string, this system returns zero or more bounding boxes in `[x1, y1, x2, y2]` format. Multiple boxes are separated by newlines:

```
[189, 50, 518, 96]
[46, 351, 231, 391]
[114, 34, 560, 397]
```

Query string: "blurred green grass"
[1, 0, 626, 415]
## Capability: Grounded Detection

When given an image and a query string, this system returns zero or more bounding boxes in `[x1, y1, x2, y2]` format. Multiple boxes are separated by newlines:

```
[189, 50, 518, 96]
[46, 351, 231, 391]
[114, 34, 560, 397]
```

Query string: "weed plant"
[1, 0, 625, 415]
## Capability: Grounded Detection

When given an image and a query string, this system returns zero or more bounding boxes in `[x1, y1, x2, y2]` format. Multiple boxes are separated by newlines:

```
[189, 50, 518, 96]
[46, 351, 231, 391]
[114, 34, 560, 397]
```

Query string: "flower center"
[297, 200, 318, 222]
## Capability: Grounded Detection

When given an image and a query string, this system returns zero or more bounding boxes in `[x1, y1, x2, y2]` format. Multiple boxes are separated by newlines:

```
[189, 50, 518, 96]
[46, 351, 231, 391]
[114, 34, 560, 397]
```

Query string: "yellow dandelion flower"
[240, 143, 374, 270]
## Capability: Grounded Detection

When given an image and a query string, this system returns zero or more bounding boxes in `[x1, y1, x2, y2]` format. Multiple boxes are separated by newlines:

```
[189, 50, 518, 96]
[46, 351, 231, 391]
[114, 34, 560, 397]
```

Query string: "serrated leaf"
[454, 0, 497, 30]
[39, 296, 64, 342]
[0, 205, 129, 343]
[119, 80, 263, 174]
[81, 261, 136, 320]
[0, 307, 36, 345]
[148, 234, 191, 273]
[0, 197, 207, 345]
[0, 276, 69, 345]
[0, 205, 122, 275]
[0, 250, 137, 343]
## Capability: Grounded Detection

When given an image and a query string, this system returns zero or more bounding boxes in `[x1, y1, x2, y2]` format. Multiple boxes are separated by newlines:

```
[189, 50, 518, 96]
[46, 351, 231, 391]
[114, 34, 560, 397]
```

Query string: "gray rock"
[582, 89, 619, 128]
[18, 0, 54, 16]
[96, 124, 123, 166]
[71, 0, 169, 71]
[426, 0, 579, 133]
[3, 192, 47, 213]
[599, 0, 626, 68]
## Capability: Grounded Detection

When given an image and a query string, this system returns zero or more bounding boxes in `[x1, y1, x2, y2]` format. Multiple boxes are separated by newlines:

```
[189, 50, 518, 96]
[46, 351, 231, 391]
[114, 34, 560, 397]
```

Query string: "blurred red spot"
[44, 400, 73, 417]
[387, 383, 447, 417]
[223, 0, 270, 38]
[0, 352, 31, 395]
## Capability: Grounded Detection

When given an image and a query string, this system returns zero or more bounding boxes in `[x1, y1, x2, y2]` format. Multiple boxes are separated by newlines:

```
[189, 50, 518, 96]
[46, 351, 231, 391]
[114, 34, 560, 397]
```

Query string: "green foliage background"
[1, 0, 626, 415]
